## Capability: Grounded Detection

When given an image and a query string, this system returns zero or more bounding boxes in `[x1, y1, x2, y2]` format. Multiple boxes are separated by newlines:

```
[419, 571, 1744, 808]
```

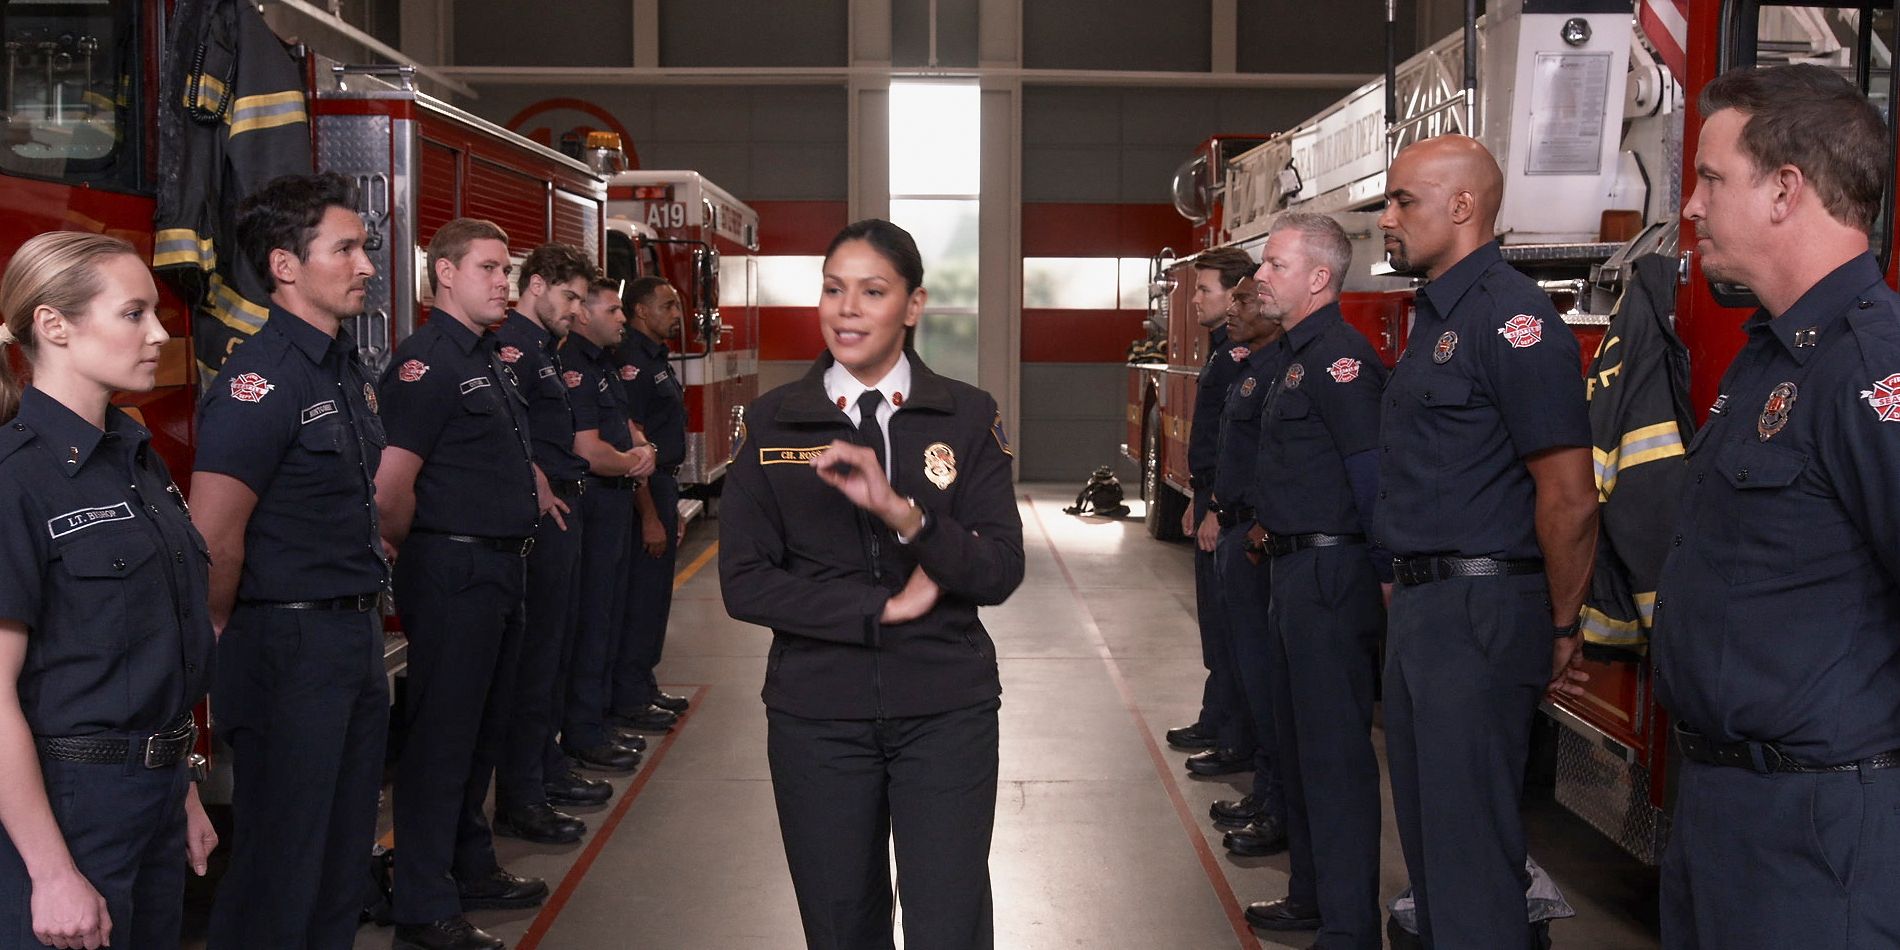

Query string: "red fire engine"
[1125, 0, 1900, 864]
[597, 164, 761, 509]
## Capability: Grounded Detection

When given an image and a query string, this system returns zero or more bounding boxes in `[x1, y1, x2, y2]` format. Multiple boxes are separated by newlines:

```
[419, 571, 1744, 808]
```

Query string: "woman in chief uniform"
[0, 232, 218, 949]
[720, 219, 1025, 950]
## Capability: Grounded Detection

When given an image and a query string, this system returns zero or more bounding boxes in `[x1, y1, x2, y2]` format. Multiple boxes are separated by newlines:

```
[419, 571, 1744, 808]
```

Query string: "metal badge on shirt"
[924, 442, 957, 490]
[1757, 382, 1797, 441]
[1433, 331, 1458, 364]
[1284, 363, 1305, 390]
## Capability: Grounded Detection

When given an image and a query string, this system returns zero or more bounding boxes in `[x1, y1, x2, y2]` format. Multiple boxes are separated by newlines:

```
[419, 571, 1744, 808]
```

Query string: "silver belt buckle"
[143, 721, 194, 769]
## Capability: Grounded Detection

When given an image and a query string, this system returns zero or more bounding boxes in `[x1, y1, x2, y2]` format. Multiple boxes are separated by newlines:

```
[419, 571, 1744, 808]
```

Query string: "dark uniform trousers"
[767, 699, 1000, 950]
[1268, 545, 1383, 949]
[564, 483, 633, 750]
[1662, 762, 1900, 950]
[1383, 572, 1548, 950]
[210, 606, 388, 948]
[391, 534, 529, 923]
[1195, 543, 1245, 750]
[613, 470, 679, 714]
[0, 757, 189, 947]
[501, 506, 583, 811]
[1213, 523, 1277, 808]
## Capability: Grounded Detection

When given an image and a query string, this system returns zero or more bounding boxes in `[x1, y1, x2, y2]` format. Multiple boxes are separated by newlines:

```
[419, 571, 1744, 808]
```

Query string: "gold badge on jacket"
[923, 442, 957, 490]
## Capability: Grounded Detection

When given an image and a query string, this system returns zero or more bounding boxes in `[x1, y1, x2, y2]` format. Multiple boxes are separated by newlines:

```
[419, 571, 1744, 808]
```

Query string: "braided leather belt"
[1265, 532, 1366, 558]
[549, 479, 587, 498]
[587, 475, 639, 491]
[37, 715, 196, 769]
[1213, 505, 1255, 528]
[1675, 725, 1900, 774]
[1391, 555, 1543, 586]
[242, 592, 382, 612]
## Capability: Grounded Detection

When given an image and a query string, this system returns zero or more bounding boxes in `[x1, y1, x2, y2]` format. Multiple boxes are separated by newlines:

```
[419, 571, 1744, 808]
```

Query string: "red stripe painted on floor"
[514, 683, 712, 950]
[1022, 493, 1262, 950]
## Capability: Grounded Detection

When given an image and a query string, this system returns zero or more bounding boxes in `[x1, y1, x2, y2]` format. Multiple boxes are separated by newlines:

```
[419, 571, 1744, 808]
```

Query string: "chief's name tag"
[760, 446, 832, 465]
[47, 502, 135, 539]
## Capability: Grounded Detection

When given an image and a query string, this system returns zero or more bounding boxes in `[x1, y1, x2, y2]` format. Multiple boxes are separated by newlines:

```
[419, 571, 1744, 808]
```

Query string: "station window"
[890, 81, 980, 383]
[757, 255, 825, 308]
[0, 0, 140, 189]
[1021, 256, 1166, 311]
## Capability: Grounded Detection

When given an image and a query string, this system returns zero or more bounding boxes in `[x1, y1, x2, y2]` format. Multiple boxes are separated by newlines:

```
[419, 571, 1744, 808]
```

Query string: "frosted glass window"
[1023, 257, 1119, 310]
[915, 312, 979, 383]
[889, 83, 981, 196]
[757, 256, 825, 307]
[889, 199, 979, 309]
[1120, 257, 1160, 310]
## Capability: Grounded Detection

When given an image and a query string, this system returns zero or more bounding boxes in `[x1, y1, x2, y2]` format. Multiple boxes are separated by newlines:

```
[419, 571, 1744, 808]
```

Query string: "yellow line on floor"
[672, 541, 718, 592]
[375, 541, 720, 850]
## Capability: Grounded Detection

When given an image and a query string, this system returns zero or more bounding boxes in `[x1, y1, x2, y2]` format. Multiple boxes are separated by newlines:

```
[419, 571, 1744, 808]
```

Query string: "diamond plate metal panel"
[1553, 724, 1669, 865]
[316, 114, 396, 374]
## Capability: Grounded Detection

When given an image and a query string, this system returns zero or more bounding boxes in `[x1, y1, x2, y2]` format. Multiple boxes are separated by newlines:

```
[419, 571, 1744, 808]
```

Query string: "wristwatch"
[1554, 618, 1582, 639]
[187, 753, 209, 784]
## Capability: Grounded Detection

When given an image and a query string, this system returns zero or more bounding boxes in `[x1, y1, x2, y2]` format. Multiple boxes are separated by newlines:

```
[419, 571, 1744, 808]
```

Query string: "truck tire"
[1143, 402, 1188, 541]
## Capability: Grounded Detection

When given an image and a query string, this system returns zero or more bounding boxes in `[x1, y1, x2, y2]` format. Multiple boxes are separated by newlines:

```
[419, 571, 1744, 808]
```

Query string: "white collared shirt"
[823, 354, 911, 478]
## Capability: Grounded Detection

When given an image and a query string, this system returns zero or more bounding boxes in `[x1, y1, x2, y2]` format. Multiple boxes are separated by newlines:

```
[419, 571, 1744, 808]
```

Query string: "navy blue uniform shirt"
[495, 310, 587, 481]
[377, 310, 538, 538]
[1375, 242, 1590, 559]
[1655, 253, 1900, 764]
[1189, 325, 1252, 494]
[195, 306, 387, 601]
[563, 334, 634, 455]
[1253, 303, 1387, 535]
[0, 389, 213, 735]
[616, 333, 686, 470]
[1211, 343, 1287, 510]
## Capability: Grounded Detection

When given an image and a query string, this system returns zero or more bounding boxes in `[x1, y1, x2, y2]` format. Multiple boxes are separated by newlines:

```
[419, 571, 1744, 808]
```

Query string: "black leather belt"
[1214, 506, 1254, 528]
[549, 478, 586, 499]
[1391, 555, 1543, 586]
[242, 592, 382, 612]
[1675, 725, 1900, 774]
[37, 715, 195, 769]
[1265, 532, 1366, 558]
[412, 531, 534, 557]
[587, 475, 638, 491]
[656, 465, 681, 478]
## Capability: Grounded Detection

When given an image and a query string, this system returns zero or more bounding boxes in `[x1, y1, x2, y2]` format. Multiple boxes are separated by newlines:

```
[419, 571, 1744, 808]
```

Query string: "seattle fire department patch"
[1859, 373, 1900, 422]
[619, 364, 639, 382]
[562, 370, 583, 389]
[363, 383, 379, 414]
[229, 372, 274, 403]
[1498, 314, 1544, 348]
[1230, 346, 1250, 362]
[1284, 363, 1305, 390]
[1433, 331, 1458, 364]
[923, 442, 957, 490]
[1758, 381, 1797, 441]
[1240, 377, 1257, 397]
[1327, 358, 1361, 383]
[398, 360, 429, 383]
[498, 346, 523, 364]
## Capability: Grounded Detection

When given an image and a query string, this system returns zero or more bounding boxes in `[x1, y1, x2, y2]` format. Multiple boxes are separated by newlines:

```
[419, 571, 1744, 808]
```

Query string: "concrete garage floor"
[301, 484, 1657, 949]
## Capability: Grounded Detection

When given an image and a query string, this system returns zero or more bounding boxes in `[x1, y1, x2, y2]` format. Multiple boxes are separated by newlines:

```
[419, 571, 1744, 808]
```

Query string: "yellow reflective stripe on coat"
[1592, 421, 1685, 500]
[152, 229, 217, 270]
[204, 274, 268, 337]
[227, 90, 307, 137]
[1579, 590, 1657, 651]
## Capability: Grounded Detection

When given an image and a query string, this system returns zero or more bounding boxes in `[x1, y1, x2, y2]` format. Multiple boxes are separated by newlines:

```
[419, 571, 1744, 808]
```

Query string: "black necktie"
[856, 389, 886, 474]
